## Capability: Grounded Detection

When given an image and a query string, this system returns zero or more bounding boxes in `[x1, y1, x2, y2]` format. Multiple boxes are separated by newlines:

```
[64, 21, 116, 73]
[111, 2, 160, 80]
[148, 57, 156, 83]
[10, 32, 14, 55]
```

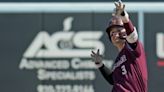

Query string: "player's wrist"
[95, 62, 104, 68]
[120, 11, 129, 23]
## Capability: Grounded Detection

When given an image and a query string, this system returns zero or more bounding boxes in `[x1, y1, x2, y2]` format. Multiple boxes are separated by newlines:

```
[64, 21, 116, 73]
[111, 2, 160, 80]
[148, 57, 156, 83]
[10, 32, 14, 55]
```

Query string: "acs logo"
[23, 17, 105, 58]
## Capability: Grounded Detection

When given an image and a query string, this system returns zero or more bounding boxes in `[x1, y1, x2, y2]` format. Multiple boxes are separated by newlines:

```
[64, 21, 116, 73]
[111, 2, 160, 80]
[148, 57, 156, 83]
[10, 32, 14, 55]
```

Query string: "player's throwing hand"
[91, 49, 103, 68]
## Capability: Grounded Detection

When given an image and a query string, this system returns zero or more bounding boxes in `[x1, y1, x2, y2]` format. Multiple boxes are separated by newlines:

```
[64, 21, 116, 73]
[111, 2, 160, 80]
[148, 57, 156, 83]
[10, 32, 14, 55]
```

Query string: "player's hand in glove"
[113, 0, 129, 23]
[91, 49, 103, 68]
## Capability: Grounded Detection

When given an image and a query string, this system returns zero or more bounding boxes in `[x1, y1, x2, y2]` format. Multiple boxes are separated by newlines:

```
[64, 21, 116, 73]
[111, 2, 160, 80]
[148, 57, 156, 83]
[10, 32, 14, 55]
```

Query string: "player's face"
[110, 27, 126, 45]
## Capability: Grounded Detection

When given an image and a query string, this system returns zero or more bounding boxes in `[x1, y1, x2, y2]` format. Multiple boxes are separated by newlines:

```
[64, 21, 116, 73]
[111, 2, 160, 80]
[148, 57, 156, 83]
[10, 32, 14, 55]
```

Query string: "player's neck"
[116, 42, 125, 52]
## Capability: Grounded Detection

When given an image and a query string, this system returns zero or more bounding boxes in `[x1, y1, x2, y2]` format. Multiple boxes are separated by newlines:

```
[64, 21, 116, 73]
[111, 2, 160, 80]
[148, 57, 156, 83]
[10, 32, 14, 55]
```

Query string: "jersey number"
[121, 65, 127, 75]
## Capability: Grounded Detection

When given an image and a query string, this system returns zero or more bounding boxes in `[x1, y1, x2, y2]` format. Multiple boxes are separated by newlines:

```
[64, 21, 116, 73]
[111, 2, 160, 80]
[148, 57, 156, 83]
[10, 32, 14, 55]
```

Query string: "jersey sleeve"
[124, 20, 142, 57]
[99, 64, 114, 85]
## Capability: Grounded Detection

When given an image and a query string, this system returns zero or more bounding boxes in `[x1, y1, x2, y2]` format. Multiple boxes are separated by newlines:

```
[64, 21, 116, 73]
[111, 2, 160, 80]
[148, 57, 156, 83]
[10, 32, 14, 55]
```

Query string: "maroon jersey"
[111, 41, 148, 92]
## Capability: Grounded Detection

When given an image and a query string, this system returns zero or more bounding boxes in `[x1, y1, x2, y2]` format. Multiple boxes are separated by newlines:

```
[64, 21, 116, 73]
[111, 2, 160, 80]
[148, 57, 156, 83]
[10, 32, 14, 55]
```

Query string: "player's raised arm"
[113, 1, 142, 57]
[114, 1, 138, 44]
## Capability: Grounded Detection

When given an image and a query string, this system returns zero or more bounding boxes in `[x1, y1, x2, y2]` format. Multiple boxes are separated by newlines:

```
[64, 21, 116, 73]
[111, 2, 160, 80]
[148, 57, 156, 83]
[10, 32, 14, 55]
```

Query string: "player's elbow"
[108, 80, 114, 85]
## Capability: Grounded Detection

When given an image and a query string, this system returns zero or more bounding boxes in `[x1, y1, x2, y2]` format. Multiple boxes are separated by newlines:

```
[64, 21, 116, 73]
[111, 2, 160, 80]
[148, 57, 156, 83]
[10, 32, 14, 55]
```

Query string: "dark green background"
[0, 12, 163, 92]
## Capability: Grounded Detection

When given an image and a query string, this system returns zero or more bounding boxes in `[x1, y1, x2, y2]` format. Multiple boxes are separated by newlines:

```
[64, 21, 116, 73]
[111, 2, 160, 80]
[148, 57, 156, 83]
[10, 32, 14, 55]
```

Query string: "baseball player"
[91, 1, 148, 92]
